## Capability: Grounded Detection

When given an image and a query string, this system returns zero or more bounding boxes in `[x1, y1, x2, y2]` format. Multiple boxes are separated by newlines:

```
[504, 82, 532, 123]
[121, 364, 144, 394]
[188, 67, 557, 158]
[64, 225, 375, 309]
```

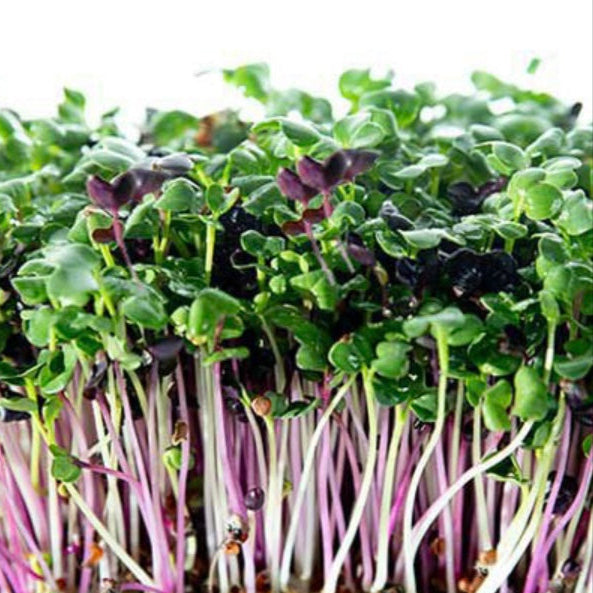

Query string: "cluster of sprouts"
[0, 65, 592, 592]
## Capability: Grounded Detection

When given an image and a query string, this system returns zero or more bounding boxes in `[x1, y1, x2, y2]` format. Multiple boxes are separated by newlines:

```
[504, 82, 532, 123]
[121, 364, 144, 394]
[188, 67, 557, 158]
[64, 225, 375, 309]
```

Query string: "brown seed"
[255, 571, 271, 593]
[458, 575, 484, 593]
[252, 396, 272, 417]
[478, 549, 497, 566]
[83, 542, 104, 567]
[224, 541, 241, 555]
[430, 536, 446, 556]
[172, 420, 189, 444]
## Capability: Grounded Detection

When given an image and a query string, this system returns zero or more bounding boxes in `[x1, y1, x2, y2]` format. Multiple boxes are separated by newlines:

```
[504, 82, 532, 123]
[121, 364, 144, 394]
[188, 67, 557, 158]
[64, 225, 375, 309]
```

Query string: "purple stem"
[334, 415, 374, 587]
[0, 452, 56, 589]
[317, 425, 334, 581]
[76, 460, 140, 485]
[0, 552, 29, 593]
[146, 367, 175, 590]
[213, 362, 247, 518]
[120, 585, 167, 592]
[304, 221, 336, 285]
[175, 363, 191, 593]
[321, 190, 333, 218]
[453, 441, 467, 576]
[0, 425, 49, 547]
[115, 365, 173, 590]
[59, 390, 96, 593]
[112, 214, 139, 281]
[435, 440, 455, 590]
[536, 448, 593, 592]
[326, 448, 351, 585]
[0, 540, 43, 581]
[523, 409, 572, 593]
[389, 437, 424, 538]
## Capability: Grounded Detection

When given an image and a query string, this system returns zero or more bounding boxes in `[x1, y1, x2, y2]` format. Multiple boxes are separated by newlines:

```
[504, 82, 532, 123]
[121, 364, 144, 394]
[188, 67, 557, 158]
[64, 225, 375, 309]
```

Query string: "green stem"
[25, 379, 41, 491]
[543, 321, 556, 384]
[505, 190, 525, 253]
[429, 169, 439, 197]
[205, 222, 216, 286]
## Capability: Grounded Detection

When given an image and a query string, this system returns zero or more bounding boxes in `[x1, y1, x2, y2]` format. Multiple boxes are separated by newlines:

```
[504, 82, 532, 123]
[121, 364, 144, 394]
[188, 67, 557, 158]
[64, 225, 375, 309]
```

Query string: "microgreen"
[0, 67, 592, 593]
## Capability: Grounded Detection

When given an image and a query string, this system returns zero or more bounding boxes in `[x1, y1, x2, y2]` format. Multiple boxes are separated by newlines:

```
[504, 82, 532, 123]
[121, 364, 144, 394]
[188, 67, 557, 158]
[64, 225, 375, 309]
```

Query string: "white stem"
[65, 484, 155, 588]
[411, 421, 534, 550]
[279, 376, 355, 591]
[322, 371, 378, 593]
[448, 382, 464, 484]
[371, 404, 407, 593]
[575, 510, 593, 593]
[472, 404, 492, 551]
[478, 510, 541, 593]
[403, 331, 449, 593]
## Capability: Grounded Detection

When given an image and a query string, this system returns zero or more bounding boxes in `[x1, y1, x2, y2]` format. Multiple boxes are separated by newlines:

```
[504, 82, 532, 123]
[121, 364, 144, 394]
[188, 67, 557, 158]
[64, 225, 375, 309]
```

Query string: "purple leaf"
[447, 181, 483, 215]
[342, 149, 379, 180]
[347, 243, 376, 266]
[148, 337, 184, 363]
[112, 168, 168, 203]
[297, 152, 350, 192]
[379, 200, 414, 231]
[296, 156, 328, 191]
[148, 337, 184, 375]
[277, 168, 318, 203]
[322, 151, 348, 187]
[301, 207, 325, 224]
[477, 176, 508, 199]
[86, 176, 119, 212]
[91, 227, 116, 243]
[281, 220, 307, 236]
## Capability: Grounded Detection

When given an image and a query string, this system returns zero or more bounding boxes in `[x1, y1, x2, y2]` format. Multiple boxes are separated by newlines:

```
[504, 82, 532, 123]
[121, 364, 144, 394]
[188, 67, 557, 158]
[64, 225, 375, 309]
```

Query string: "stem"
[433, 448, 454, 590]
[205, 222, 216, 285]
[304, 221, 335, 285]
[543, 321, 556, 384]
[65, 484, 156, 588]
[322, 369, 378, 593]
[574, 507, 593, 593]
[371, 404, 407, 593]
[213, 361, 246, 518]
[322, 190, 333, 218]
[175, 363, 191, 593]
[403, 328, 449, 593]
[411, 420, 535, 555]
[264, 416, 281, 593]
[472, 403, 492, 551]
[279, 376, 356, 591]
[112, 214, 139, 281]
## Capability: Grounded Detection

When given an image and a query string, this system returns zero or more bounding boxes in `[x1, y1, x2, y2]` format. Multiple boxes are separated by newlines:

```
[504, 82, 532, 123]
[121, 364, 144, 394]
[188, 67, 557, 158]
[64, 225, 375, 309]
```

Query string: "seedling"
[0, 64, 591, 593]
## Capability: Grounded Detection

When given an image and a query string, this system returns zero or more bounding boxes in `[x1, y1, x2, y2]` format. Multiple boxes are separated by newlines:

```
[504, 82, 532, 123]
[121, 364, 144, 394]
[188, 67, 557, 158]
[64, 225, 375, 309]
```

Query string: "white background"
[1, 0, 592, 128]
